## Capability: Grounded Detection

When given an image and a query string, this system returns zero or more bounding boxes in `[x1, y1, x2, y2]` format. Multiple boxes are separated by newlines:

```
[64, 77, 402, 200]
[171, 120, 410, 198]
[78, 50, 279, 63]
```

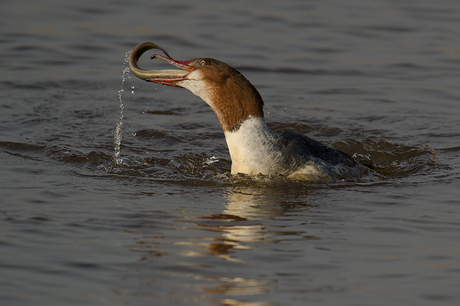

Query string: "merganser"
[128, 42, 361, 181]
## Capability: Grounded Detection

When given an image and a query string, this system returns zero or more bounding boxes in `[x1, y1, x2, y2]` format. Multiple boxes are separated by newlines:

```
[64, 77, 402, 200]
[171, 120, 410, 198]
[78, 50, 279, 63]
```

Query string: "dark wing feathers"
[273, 130, 356, 167]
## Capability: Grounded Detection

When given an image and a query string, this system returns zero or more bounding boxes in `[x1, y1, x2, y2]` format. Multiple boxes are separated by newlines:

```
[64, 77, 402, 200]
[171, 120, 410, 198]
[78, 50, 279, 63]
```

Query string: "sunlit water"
[1, 0, 460, 305]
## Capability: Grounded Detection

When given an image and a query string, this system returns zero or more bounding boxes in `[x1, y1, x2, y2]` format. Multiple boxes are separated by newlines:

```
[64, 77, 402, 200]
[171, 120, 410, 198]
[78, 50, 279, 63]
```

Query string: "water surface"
[1, 0, 460, 305]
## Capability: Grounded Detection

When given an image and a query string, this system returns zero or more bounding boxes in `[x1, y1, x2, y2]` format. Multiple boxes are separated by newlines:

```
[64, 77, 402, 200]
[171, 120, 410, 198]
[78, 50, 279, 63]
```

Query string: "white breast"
[224, 117, 340, 180]
[224, 117, 286, 175]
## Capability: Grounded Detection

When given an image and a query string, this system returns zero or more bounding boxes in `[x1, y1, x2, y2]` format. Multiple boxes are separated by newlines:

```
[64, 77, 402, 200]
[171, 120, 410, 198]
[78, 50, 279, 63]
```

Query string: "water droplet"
[114, 50, 131, 161]
[204, 156, 219, 165]
[142, 103, 150, 114]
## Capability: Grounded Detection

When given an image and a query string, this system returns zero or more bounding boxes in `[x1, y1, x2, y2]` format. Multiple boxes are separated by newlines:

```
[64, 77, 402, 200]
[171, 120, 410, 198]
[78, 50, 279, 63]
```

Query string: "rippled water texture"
[1, 0, 460, 305]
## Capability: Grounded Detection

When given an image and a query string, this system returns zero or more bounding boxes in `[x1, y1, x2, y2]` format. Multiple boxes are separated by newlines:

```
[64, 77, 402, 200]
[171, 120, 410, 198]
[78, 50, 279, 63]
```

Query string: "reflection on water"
[128, 185, 321, 305]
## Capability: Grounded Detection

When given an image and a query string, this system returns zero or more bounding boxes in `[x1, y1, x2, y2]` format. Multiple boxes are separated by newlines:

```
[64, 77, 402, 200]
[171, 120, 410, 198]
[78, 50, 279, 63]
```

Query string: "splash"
[114, 51, 131, 164]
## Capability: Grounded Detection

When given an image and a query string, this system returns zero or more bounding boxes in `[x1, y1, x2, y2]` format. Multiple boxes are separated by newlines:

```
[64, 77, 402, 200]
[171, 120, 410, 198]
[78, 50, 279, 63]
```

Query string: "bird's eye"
[200, 60, 206, 66]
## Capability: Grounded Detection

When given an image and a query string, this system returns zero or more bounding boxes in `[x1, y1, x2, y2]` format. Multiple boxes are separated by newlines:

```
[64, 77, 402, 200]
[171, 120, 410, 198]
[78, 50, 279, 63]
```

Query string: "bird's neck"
[179, 69, 265, 132]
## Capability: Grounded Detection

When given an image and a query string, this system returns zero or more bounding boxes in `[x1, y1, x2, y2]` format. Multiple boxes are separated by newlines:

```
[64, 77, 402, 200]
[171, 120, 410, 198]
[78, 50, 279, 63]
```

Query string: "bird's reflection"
[197, 187, 294, 259]
[176, 185, 318, 305]
[127, 184, 318, 305]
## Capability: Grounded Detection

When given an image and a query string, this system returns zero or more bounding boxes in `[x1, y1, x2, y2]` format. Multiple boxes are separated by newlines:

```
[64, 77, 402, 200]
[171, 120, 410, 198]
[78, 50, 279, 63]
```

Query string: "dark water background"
[1, 0, 460, 305]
